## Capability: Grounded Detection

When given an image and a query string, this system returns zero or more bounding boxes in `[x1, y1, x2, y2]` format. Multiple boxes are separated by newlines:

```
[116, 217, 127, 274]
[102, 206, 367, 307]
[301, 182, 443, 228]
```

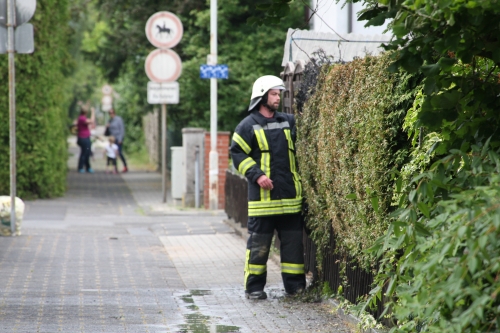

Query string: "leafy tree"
[84, 0, 306, 154]
[252, 1, 500, 330]
[353, 1, 500, 331]
[66, 0, 105, 122]
[358, 0, 500, 148]
[0, 0, 73, 198]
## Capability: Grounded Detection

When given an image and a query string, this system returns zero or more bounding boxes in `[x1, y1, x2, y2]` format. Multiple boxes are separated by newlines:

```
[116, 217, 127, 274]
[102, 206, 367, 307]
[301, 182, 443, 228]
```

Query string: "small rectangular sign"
[147, 81, 179, 104]
[0, 23, 34, 54]
[200, 64, 229, 79]
[15, 23, 34, 54]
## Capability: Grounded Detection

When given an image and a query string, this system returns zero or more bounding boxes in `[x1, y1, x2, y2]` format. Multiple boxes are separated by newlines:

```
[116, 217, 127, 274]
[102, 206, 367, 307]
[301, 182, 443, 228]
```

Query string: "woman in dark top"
[76, 107, 95, 173]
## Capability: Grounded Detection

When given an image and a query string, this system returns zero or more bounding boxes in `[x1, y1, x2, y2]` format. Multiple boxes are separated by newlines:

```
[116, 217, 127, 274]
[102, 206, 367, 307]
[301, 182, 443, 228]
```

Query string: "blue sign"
[200, 64, 229, 79]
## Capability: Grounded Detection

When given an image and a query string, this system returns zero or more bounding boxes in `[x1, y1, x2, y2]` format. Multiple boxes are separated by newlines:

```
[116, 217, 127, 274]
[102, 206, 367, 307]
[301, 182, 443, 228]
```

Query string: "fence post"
[281, 62, 295, 114]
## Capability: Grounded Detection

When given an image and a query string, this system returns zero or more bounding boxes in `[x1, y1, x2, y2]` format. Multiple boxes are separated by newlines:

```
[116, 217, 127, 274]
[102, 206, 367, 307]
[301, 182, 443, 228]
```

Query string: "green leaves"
[0, 0, 70, 198]
[361, 0, 500, 141]
[92, 0, 306, 146]
[248, 0, 291, 25]
[367, 147, 500, 332]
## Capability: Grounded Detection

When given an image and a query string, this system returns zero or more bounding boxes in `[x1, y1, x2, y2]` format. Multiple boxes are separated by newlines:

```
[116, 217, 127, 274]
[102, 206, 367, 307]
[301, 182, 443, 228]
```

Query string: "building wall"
[310, 0, 388, 35]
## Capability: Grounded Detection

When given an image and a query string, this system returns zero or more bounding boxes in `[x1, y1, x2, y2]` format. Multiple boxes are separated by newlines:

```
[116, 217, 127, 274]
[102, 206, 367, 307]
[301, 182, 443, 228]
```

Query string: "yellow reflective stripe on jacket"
[281, 263, 305, 274]
[253, 127, 269, 151]
[238, 157, 256, 175]
[248, 206, 302, 217]
[248, 264, 266, 275]
[232, 132, 251, 154]
[249, 205, 302, 217]
[288, 149, 301, 197]
[284, 129, 294, 150]
[254, 126, 271, 202]
[284, 129, 302, 198]
[260, 152, 271, 201]
[248, 198, 302, 208]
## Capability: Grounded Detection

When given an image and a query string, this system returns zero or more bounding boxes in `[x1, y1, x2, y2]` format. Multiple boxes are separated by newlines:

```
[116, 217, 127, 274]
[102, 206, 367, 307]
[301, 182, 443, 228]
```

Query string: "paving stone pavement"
[0, 140, 354, 333]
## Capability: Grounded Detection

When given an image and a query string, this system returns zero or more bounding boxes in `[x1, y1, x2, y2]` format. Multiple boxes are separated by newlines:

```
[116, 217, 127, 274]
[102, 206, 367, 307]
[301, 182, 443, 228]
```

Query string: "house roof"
[282, 28, 392, 66]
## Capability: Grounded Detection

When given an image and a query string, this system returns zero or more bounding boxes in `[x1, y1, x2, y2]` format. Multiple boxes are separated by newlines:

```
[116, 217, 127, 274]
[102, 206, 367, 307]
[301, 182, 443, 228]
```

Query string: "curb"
[148, 208, 227, 216]
[222, 218, 246, 237]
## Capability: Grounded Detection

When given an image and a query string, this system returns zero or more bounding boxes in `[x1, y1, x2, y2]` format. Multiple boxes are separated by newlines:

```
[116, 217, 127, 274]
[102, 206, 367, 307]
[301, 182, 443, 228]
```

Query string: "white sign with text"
[147, 81, 179, 104]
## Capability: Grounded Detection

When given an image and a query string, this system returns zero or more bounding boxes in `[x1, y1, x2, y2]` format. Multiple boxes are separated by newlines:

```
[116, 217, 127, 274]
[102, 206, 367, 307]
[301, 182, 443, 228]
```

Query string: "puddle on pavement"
[175, 289, 241, 333]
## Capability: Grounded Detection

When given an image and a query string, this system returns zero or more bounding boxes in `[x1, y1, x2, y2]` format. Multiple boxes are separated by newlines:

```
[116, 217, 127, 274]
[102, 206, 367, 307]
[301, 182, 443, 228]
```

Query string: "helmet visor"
[248, 97, 262, 111]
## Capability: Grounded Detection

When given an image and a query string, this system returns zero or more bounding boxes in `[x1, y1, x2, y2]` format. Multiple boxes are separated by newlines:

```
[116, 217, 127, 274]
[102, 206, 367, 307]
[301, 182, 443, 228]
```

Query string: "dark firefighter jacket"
[230, 110, 302, 217]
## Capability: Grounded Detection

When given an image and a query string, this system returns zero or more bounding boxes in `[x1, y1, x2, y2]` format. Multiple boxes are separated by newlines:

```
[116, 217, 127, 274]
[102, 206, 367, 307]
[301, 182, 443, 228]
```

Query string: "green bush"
[296, 53, 418, 267]
[367, 141, 500, 332]
[364, 56, 500, 331]
[0, 0, 70, 198]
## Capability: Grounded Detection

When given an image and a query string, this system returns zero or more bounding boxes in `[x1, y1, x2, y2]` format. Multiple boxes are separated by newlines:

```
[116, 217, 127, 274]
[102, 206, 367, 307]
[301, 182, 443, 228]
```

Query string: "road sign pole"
[144, 11, 182, 204]
[209, 0, 219, 210]
[161, 103, 168, 203]
[8, 0, 16, 235]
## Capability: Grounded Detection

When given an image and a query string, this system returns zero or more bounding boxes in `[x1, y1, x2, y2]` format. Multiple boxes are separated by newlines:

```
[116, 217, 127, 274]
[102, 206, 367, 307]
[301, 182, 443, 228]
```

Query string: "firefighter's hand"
[257, 175, 273, 190]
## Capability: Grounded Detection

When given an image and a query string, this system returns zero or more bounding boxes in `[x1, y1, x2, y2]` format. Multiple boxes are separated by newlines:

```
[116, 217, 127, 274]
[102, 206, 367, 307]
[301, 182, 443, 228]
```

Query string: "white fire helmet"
[248, 75, 285, 111]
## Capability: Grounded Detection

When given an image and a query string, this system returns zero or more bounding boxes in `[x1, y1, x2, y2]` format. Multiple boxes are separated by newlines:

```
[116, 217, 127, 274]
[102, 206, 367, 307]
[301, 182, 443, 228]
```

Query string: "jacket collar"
[250, 110, 286, 126]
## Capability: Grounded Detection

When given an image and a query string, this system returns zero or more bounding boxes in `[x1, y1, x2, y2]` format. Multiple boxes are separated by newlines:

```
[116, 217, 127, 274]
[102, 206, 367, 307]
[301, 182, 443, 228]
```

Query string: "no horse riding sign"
[145, 11, 183, 49]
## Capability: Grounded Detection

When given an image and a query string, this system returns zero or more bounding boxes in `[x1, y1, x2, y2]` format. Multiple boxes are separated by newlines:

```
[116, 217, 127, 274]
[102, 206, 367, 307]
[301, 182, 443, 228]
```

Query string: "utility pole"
[8, 0, 16, 235]
[208, 0, 219, 210]
[161, 103, 167, 203]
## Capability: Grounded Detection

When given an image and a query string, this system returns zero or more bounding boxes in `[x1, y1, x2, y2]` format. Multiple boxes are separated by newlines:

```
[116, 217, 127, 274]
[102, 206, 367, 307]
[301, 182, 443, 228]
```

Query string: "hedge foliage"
[365, 59, 500, 332]
[0, 0, 70, 198]
[296, 53, 419, 267]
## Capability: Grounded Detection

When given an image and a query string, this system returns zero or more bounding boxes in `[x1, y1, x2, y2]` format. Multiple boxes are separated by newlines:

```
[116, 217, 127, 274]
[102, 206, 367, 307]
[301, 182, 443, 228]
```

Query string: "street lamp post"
[208, 0, 219, 210]
[8, 0, 16, 235]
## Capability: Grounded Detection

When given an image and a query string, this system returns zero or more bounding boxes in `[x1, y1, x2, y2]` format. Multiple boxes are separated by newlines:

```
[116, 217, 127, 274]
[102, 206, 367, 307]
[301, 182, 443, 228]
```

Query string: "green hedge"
[297, 53, 419, 267]
[0, 0, 70, 198]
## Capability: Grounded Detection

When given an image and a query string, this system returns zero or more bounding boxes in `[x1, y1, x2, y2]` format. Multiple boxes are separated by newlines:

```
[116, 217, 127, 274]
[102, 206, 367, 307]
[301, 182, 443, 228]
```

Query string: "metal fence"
[224, 169, 248, 228]
[304, 227, 386, 320]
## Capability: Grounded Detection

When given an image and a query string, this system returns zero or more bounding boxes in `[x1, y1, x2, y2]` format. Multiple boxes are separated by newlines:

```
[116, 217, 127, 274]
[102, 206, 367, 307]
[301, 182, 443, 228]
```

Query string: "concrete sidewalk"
[0, 140, 354, 332]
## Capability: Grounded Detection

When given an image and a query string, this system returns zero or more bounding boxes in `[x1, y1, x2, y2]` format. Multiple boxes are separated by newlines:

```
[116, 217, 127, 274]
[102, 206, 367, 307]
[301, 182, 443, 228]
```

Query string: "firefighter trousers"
[244, 214, 306, 294]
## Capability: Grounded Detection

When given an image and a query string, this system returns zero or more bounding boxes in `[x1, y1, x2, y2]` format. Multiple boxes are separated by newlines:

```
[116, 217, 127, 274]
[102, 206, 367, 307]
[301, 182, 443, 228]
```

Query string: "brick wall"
[204, 132, 230, 209]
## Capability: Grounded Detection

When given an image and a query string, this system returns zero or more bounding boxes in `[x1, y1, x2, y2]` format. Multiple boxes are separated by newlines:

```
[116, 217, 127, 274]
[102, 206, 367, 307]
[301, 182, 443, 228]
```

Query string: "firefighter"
[230, 75, 306, 300]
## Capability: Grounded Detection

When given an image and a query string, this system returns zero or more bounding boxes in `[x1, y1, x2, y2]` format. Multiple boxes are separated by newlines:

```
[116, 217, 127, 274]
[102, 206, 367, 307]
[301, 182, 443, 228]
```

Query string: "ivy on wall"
[0, 0, 71, 198]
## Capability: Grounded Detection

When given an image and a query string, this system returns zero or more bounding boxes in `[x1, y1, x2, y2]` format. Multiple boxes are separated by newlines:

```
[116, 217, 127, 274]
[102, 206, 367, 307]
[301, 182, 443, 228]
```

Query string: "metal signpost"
[0, 0, 36, 235]
[200, 0, 229, 210]
[145, 11, 183, 203]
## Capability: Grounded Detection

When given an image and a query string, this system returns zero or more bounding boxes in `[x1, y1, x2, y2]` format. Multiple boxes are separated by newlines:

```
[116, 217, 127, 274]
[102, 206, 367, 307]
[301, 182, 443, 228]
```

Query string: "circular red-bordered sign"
[145, 11, 183, 49]
[145, 49, 182, 83]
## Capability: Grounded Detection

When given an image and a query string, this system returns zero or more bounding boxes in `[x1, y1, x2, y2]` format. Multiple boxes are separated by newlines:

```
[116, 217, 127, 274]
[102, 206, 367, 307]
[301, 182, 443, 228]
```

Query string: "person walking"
[76, 107, 95, 173]
[106, 109, 128, 172]
[230, 75, 306, 300]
